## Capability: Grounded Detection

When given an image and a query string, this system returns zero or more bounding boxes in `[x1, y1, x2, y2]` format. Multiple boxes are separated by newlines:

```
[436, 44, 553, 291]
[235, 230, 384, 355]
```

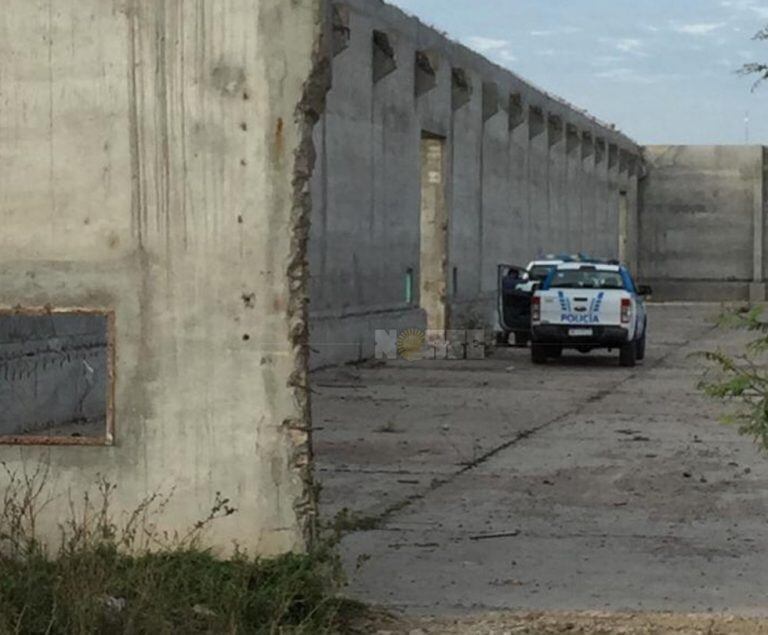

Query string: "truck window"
[549, 270, 626, 290]
[529, 265, 556, 281]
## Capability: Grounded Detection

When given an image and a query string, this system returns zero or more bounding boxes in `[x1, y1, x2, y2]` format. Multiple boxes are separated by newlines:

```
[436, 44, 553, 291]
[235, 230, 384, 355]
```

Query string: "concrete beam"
[451, 67, 471, 111]
[529, 105, 545, 139]
[372, 30, 396, 83]
[482, 81, 499, 121]
[332, 4, 351, 57]
[415, 50, 438, 97]
[547, 114, 563, 147]
[627, 154, 638, 177]
[595, 138, 606, 165]
[608, 144, 619, 171]
[566, 123, 580, 156]
[508, 93, 524, 130]
[619, 149, 631, 174]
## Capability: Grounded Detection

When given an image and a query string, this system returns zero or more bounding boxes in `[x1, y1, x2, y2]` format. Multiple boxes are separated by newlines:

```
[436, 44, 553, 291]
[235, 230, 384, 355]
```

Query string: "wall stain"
[211, 64, 246, 97]
[275, 117, 284, 157]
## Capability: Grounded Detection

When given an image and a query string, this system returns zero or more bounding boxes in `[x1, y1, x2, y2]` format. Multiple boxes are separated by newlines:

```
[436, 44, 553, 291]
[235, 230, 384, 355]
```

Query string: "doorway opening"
[420, 133, 448, 332]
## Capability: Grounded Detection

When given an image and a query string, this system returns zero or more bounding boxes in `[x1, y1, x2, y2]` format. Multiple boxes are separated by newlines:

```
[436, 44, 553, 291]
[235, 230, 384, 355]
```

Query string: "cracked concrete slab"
[313, 304, 768, 616]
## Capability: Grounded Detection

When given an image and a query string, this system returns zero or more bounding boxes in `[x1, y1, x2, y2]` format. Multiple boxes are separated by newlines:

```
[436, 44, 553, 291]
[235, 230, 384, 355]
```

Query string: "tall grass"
[0, 463, 353, 634]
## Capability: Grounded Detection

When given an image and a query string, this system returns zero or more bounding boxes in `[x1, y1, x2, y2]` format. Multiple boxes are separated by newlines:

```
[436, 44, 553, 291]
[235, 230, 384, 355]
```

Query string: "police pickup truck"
[530, 262, 651, 367]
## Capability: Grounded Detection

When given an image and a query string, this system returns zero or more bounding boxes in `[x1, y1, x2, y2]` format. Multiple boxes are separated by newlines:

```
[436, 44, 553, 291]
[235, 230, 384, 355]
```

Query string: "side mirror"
[637, 285, 652, 296]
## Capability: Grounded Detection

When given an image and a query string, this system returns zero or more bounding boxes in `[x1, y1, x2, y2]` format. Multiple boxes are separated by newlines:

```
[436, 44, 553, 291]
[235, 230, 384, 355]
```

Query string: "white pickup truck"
[530, 262, 651, 367]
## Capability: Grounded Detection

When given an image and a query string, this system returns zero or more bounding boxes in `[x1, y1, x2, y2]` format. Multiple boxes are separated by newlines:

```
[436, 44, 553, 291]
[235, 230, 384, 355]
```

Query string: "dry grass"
[0, 463, 358, 634]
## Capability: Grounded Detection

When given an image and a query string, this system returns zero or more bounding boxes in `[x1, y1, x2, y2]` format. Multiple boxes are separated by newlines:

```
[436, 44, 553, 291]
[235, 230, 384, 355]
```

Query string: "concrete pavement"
[312, 303, 768, 616]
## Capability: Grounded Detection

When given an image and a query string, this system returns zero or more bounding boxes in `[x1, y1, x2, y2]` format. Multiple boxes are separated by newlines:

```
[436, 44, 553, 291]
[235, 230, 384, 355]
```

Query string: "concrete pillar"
[580, 132, 596, 253]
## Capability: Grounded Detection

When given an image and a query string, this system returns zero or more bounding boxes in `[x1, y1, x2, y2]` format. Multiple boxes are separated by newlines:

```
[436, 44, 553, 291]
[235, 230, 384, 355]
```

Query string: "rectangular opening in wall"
[420, 132, 448, 332]
[0, 310, 114, 445]
[453, 266, 459, 296]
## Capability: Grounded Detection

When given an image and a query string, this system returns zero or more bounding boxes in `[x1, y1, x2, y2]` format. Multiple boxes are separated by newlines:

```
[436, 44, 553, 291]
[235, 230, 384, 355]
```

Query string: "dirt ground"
[312, 303, 768, 628]
[352, 609, 768, 634]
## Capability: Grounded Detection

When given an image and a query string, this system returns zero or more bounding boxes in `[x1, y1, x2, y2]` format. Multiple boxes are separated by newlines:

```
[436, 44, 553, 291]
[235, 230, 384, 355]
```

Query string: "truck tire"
[636, 330, 646, 361]
[531, 343, 547, 364]
[547, 345, 563, 358]
[496, 331, 511, 346]
[515, 332, 530, 347]
[619, 341, 637, 367]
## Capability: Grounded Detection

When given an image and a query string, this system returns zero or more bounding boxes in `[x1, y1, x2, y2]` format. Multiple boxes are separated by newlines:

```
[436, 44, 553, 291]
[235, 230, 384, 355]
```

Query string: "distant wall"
[309, 0, 642, 367]
[640, 146, 767, 301]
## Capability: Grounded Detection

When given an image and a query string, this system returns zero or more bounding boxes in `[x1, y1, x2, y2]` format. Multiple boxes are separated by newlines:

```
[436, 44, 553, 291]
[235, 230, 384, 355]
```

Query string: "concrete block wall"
[640, 146, 767, 301]
[309, 0, 642, 367]
[0, 0, 326, 555]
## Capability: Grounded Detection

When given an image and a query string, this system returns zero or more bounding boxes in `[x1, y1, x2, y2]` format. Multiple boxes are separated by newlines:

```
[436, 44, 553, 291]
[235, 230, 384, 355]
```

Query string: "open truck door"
[497, 264, 531, 347]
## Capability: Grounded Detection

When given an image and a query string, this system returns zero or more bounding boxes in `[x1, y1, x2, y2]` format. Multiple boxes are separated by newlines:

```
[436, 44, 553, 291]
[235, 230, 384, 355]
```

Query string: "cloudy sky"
[389, 0, 768, 144]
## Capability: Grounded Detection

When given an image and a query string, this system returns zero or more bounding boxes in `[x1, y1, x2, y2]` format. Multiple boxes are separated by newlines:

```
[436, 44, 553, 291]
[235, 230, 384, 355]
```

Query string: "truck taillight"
[621, 298, 632, 324]
[532, 295, 541, 322]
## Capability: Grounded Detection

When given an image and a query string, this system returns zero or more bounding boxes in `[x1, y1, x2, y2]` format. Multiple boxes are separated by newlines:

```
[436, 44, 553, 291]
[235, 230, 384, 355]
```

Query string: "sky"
[389, 0, 768, 144]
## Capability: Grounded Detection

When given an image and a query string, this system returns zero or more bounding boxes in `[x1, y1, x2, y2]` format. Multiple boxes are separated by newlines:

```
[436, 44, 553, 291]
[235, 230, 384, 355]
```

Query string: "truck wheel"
[531, 343, 547, 364]
[547, 346, 563, 359]
[515, 332, 530, 347]
[636, 331, 646, 361]
[619, 341, 637, 367]
[496, 331, 511, 346]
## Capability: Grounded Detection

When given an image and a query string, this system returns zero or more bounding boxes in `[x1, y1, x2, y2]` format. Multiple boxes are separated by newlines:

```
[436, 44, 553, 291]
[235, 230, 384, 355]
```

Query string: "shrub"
[698, 305, 768, 452]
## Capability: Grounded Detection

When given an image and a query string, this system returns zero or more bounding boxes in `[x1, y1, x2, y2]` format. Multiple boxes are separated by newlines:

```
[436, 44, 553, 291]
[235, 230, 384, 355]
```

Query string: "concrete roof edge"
[341, 0, 641, 153]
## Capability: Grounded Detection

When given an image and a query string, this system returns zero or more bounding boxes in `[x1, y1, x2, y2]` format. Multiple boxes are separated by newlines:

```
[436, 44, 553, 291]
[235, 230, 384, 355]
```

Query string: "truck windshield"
[549, 269, 625, 290]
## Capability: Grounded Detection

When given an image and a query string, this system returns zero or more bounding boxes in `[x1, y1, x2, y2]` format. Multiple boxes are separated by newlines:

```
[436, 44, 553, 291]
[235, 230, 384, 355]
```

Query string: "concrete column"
[750, 146, 766, 302]
[580, 133, 596, 253]
[618, 191, 629, 265]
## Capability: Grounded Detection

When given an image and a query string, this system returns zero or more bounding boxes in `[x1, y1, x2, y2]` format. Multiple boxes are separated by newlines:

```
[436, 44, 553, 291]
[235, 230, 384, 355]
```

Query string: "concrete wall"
[309, 0, 642, 367]
[0, 0, 325, 554]
[640, 146, 767, 301]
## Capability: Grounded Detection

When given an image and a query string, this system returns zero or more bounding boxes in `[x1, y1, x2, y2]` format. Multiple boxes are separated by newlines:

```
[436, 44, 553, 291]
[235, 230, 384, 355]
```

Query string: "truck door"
[498, 264, 528, 332]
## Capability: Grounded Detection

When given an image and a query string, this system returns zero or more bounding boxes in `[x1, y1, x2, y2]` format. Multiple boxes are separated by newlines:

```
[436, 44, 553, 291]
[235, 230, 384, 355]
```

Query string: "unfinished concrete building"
[309, 0, 643, 367]
[0, 0, 765, 555]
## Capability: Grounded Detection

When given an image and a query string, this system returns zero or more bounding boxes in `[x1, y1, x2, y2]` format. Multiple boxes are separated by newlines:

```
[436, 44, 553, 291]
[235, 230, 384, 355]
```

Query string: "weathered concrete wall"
[640, 146, 766, 301]
[0, 0, 325, 554]
[309, 0, 642, 367]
